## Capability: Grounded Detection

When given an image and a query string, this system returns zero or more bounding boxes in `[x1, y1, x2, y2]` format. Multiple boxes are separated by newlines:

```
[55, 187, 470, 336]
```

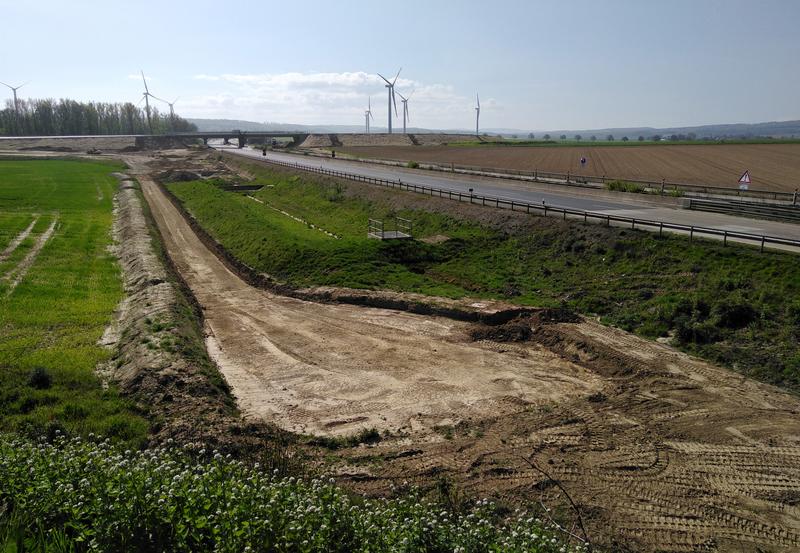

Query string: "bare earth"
[131, 152, 800, 552]
[337, 144, 800, 192]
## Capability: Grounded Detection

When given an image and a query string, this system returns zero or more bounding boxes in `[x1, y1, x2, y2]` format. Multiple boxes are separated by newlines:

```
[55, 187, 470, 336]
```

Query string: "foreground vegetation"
[0, 159, 148, 445]
[171, 160, 800, 391]
[0, 434, 582, 553]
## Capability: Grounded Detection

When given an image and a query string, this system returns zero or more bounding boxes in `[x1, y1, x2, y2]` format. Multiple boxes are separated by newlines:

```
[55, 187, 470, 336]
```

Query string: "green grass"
[171, 163, 800, 392]
[0, 159, 148, 446]
[0, 434, 581, 553]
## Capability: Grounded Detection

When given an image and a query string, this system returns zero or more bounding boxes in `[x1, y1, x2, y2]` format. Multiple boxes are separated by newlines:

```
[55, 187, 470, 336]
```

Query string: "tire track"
[2, 214, 58, 294]
[0, 215, 38, 263]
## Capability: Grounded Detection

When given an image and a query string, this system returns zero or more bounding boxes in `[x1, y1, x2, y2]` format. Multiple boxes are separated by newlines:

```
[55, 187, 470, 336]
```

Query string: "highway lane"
[219, 146, 800, 246]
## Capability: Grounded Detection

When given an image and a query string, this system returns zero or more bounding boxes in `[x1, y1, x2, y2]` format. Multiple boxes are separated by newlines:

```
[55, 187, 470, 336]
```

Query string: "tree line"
[0, 98, 197, 136]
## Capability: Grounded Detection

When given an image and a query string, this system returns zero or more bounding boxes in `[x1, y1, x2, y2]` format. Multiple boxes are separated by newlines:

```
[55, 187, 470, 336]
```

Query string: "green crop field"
[169, 163, 800, 392]
[0, 159, 148, 445]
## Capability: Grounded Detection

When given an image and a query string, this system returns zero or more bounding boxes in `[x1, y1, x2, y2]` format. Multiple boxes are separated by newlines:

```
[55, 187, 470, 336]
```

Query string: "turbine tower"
[364, 96, 374, 134]
[475, 93, 480, 137]
[396, 90, 413, 134]
[140, 70, 157, 134]
[377, 68, 401, 134]
[1, 80, 28, 130]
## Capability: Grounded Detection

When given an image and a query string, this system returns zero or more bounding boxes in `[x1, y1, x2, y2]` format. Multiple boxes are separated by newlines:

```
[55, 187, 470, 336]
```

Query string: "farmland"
[336, 143, 800, 192]
[0, 158, 148, 444]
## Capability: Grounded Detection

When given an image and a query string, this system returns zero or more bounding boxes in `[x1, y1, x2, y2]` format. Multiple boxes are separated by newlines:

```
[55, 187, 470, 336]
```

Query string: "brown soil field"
[130, 150, 800, 552]
[337, 144, 800, 192]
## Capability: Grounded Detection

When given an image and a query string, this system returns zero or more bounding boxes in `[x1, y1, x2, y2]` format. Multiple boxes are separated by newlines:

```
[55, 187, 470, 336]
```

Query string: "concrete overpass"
[160, 131, 310, 148]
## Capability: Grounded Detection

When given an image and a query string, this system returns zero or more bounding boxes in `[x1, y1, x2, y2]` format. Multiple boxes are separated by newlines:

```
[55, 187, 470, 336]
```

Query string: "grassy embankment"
[0, 159, 148, 445]
[169, 161, 800, 392]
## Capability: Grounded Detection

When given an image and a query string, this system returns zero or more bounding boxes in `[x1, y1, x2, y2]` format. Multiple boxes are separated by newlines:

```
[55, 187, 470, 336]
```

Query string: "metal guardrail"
[298, 149, 798, 203]
[688, 198, 800, 223]
[231, 153, 800, 252]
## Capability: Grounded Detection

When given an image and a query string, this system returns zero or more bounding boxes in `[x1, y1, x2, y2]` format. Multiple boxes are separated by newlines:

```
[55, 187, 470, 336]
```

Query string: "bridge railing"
[226, 152, 800, 252]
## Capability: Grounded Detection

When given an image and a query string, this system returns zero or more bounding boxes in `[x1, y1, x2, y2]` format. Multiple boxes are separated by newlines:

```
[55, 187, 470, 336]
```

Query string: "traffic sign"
[738, 170, 751, 190]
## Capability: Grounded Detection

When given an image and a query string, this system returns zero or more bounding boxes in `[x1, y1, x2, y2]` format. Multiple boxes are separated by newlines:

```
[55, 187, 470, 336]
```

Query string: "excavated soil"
[129, 150, 800, 552]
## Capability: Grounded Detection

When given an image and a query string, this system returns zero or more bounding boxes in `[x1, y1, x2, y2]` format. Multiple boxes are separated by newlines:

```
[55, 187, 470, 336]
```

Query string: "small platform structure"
[368, 217, 413, 240]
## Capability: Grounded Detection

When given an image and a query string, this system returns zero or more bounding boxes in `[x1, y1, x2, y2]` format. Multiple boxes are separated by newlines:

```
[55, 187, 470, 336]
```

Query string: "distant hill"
[188, 118, 800, 139]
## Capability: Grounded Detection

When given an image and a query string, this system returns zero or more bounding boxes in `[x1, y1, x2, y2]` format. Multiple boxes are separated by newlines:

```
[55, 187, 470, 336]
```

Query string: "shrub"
[407, 160, 420, 169]
[27, 367, 52, 390]
[605, 180, 645, 193]
[712, 299, 757, 329]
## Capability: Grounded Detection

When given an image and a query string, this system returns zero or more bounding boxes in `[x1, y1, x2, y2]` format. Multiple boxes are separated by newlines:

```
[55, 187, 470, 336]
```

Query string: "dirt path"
[131, 157, 600, 436]
[130, 154, 800, 552]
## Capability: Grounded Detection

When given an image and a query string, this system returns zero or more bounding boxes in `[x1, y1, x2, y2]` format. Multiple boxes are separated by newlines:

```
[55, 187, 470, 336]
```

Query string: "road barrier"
[227, 152, 800, 252]
[687, 198, 800, 223]
[296, 149, 798, 203]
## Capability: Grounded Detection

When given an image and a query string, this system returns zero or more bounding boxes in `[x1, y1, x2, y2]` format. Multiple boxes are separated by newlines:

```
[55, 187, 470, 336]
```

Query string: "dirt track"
[338, 144, 800, 192]
[131, 153, 800, 552]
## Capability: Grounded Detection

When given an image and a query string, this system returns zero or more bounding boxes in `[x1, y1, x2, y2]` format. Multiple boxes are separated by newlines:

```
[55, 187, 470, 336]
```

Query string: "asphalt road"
[219, 146, 800, 247]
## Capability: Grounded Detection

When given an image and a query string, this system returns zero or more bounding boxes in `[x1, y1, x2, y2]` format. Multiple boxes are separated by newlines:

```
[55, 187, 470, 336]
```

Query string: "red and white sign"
[738, 170, 751, 190]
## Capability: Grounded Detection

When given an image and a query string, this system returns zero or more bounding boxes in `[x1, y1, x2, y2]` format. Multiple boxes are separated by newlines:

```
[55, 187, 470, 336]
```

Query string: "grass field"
[170, 164, 800, 392]
[336, 143, 800, 191]
[0, 159, 148, 445]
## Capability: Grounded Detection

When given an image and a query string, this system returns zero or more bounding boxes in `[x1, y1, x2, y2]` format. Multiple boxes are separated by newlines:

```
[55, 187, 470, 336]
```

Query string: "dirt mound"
[157, 169, 203, 182]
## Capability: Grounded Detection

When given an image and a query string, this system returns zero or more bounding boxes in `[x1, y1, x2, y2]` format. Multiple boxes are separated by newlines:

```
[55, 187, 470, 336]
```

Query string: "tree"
[638, 135, 645, 141]
[669, 134, 679, 141]
[574, 134, 582, 141]
[687, 132, 697, 141]
[651, 134, 662, 141]
[621, 136, 629, 142]
[560, 134, 567, 140]
[528, 133, 534, 139]
[543, 134, 551, 140]
[511, 134, 518, 139]
[606, 134, 614, 141]
[590, 135, 597, 141]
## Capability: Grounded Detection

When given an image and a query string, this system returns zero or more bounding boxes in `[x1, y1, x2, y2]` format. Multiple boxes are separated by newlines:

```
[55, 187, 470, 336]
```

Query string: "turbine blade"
[141, 70, 149, 93]
[477, 93, 480, 108]
[0, 81, 12, 89]
[137, 95, 145, 106]
[370, 111, 374, 121]
[16, 81, 29, 90]
[377, 73, 392, 85]
[392, 67, 402, 86]
[392, 89, 398, 116]
[172, 97, 180, 105]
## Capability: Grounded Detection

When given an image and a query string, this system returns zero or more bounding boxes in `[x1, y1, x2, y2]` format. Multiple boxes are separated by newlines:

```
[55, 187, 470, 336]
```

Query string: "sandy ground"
[131, 156, 601, 436]
[130, 151, 800, 552]
[337, 144, 800, 192]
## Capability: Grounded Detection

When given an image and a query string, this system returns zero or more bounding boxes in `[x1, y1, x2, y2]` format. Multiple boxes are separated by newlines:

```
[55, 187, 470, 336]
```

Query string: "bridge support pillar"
[203, 137, 208, 146]
[238, 134, 245, 149]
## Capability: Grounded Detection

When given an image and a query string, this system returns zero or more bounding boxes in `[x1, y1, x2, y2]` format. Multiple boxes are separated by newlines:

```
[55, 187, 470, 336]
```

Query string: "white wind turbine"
[475, 93, 480, 136]
[364, 96, 374, 134]
[139, 70, 158, 134]
[396, 90, 414, 134]
[377, 68, 401, 134]
[1, 80, 28, 129]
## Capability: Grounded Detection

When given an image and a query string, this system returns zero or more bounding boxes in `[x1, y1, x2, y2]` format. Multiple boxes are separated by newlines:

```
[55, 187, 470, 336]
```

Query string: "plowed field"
[337, 144, 800, 192]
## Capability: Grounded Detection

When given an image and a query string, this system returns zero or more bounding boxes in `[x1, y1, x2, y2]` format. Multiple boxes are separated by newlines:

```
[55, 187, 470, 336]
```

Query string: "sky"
[1, 0, 798, 131]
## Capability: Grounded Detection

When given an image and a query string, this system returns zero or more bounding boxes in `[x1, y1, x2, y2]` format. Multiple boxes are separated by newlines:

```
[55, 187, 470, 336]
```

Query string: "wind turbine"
[364, 96, 374, 134]
[1, 80, 28, 129]
[377, 68, 401, 134]
[140, 70, 157, 134]
[475, 93, 480, 137]
[396, 90, 413, 134]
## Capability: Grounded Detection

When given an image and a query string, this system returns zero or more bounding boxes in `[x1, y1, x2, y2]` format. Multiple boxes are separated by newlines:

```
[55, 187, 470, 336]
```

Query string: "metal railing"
[229, 152, 800, 252]
[296, 149, 798, 203]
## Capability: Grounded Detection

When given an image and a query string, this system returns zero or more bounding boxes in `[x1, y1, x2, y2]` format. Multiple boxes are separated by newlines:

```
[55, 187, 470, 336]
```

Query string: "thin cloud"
[184, 71, 497, 127]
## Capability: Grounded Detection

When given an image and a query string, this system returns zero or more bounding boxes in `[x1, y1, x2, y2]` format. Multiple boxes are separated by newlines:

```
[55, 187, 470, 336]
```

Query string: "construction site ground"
[125, 150, 800, 552]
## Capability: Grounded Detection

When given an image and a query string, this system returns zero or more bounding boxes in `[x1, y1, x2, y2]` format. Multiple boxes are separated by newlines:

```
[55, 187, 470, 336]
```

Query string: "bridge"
[160, 131, 310, 148]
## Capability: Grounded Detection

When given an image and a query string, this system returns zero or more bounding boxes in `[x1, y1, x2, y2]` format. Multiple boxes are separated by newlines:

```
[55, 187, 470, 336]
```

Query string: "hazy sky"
[2, 0, 798, 130]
